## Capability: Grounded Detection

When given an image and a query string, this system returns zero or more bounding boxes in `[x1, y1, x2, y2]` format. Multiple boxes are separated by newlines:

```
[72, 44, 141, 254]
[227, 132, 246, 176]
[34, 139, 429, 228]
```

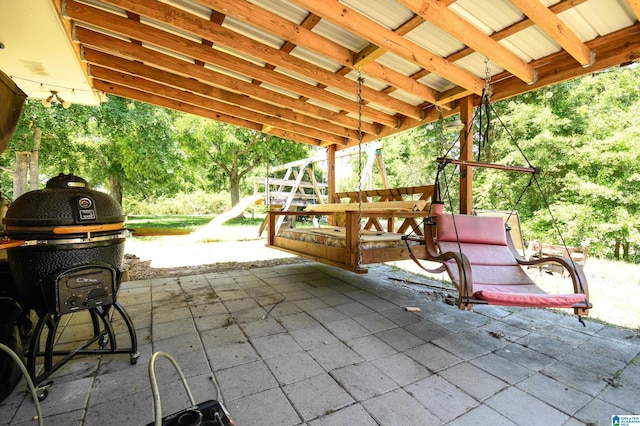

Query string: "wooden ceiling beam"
[64, 0, 400, 128]
[75, 28, 380, 136]
[351, 8, 425, 68]
[491, 24, 640, 101]
[90, 67, 346, 145]
[98, 0, 423, 120]
[509, 0, 594, 67]
[84, 49, 359, 141]
[198, 0, 438, 104]
[397, 0, 536, 84]
[290, 0, 484, 95]
[94, 80, 263, 131]
[96, 80, 322, 146]
[84, 49, 358, 139]
[627, 0, 640, 21]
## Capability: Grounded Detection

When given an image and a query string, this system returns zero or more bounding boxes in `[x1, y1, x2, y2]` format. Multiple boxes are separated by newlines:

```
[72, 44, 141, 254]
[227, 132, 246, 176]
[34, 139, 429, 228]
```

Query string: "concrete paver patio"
[1, 262, 639, 425]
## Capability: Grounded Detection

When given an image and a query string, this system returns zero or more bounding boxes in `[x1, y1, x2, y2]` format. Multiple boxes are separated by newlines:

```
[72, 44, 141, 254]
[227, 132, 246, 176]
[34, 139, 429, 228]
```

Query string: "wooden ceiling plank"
[492, 24, 640, 101]
[200, 0, 438, 104]
[265, 127, 323, 146]
[84, 48, 359, 140]
[198, 0, 438, 104]
[91, 66, 347, 145]
[361, 61, 438, 104]
[99, 0, 422, 120]
[397, 0, 536, 84]
[64, 1, 399, 128]
[509, 0, 594, 67]
[75, 28, 380, 136]
[94, 80, 262, 130]
[290, 0, 485, 95]
[76, 30, 380, 136]
[627, 0, 640, 21]
[353, 44, 387, 68]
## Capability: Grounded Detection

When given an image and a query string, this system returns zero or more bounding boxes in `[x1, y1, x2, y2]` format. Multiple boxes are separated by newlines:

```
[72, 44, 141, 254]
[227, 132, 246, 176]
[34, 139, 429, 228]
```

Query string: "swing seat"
[424, 214, 591, 315]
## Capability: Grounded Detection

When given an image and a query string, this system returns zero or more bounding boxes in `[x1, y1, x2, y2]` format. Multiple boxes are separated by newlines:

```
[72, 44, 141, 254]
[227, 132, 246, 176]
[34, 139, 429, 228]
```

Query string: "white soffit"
[0, 0, 102, 105]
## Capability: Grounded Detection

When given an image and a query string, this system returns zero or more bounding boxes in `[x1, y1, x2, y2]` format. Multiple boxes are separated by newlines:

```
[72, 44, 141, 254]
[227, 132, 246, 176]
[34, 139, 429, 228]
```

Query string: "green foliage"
[125, 191, 231, 215]
[175, 115, 309, 206]
[466, 65, 640, 260]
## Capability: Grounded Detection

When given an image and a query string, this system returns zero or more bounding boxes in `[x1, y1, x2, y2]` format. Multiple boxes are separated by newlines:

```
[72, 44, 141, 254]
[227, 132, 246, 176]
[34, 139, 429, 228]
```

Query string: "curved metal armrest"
[506, 232, 589, 299]
[422, 220, 474, 302]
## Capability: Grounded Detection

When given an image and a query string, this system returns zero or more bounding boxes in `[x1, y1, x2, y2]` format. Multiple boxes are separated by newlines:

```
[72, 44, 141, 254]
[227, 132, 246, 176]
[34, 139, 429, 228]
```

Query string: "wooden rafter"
[509, 0, 594, 67]
[97, 0, 423, 121]
[65, 0, 400, 129]
[75, 28, 380, 137]
[37, 0, 638, 148]
[397, 0, 536, 84]
[290, 0, 485, 95]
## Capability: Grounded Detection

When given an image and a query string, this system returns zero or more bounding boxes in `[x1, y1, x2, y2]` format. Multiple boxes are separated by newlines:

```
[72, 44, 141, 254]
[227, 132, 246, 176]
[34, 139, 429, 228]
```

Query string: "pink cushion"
[473, 287, 587, 308]
[443, 264, 534, 286]
[438, 242, 518, 266]
[437, 215, 507, 246]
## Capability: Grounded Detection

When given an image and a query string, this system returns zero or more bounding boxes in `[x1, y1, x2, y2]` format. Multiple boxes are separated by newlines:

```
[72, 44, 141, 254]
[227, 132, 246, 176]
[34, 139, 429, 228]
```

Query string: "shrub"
[124, 191, 231, 215]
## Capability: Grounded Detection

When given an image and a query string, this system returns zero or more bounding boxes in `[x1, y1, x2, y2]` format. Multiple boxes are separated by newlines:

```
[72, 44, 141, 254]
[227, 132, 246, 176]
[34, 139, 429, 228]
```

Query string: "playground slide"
[188, 195, 262, 242]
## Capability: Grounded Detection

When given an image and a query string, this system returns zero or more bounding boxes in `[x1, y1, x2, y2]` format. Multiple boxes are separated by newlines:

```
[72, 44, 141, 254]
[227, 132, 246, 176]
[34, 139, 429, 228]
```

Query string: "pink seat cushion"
[438, 242, 518, 266]
[473, 287, 587, 308]
[437, 215, 507, 246]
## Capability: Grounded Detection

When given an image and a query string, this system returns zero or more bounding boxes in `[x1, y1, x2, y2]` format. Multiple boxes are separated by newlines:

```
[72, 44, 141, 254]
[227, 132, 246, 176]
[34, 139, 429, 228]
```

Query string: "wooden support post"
[328, 145, 337, 203]
[459, 95, 474, 214]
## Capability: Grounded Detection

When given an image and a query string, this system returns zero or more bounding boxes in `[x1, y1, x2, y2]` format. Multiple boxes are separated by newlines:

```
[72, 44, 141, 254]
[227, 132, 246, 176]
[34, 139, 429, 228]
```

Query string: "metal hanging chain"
[265, 135, 270, 210]
[478, 57, 492, 162]
[436, 105, 445, 157]
[356, 69, 364, 268]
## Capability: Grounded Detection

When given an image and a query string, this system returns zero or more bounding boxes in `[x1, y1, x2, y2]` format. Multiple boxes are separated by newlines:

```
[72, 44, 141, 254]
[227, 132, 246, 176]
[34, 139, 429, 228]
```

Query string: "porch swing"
[266, 70, 439, 273]
[407, 67, 592, 324]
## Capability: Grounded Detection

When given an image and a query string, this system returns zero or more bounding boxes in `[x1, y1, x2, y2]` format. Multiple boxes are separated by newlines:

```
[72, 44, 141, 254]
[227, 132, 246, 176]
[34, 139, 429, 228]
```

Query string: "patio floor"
[1, 262, 639, 425]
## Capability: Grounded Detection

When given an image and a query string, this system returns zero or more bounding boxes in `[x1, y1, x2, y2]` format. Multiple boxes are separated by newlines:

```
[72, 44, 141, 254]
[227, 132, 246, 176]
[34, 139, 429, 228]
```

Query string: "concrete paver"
[1, 262, 638, 425]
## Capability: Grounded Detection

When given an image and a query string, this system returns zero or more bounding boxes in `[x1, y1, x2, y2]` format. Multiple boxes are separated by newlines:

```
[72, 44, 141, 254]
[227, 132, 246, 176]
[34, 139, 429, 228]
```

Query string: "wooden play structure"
[256, 141, 387, 237]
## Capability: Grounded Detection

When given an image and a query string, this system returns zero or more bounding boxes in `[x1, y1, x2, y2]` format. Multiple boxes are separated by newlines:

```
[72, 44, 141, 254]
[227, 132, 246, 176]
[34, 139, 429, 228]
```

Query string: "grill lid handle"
[46, 173, 89, 189]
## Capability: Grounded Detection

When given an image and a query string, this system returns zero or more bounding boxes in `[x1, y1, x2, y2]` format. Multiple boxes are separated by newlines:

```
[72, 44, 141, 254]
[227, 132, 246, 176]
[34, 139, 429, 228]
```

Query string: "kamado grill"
[2, 173, 138, 392]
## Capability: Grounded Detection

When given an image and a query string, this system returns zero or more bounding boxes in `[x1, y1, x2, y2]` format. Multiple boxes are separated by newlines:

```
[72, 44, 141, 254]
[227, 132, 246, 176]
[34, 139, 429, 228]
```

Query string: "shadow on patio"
[1, 262, 639, 425]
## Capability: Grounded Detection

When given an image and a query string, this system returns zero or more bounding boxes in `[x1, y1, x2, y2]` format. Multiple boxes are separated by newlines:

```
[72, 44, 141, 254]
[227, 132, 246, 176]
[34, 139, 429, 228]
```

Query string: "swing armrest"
[505, 230, 588, 296]
[421, 219, 475, 304]
[506, 230, 590, 301]
[517, 255, 589, 298]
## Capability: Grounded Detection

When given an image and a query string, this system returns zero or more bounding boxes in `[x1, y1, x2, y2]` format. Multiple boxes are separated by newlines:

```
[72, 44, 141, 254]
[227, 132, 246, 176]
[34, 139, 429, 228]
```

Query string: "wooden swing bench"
[420, 214, 591, 319]
[266, 185, 436, 273]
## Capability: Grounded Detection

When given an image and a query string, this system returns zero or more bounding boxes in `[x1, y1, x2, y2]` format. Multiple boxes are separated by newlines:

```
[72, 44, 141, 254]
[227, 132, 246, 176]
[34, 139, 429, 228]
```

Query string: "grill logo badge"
[78, 197, 93, 209]
[77, 197, 96, 221]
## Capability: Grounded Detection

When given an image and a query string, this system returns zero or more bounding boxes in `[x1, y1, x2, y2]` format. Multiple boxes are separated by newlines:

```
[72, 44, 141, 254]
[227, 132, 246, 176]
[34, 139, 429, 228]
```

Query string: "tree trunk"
[229, 174, 241, 207]
[14, 152, 28, 198]
[29, 127, 41, 191]
[109, 175, 123, 206]
[614, 240, 620, 260]
[623, 242, 629, 260]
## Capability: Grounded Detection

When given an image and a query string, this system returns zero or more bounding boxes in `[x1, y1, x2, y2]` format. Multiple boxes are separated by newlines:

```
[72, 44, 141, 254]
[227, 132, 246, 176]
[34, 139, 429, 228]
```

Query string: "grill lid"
[3, 174, 126, 233]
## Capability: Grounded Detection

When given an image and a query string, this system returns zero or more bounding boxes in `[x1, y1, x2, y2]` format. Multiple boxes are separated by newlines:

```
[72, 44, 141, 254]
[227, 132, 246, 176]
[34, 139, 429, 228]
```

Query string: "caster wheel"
[99, 334, 110, 348]
[36, 388, 48, 402]
[33, 382, 52, 402]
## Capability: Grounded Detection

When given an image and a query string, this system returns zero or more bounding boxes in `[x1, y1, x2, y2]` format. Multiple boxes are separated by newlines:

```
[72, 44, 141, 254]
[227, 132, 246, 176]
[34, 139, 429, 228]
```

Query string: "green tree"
[4, 96, 188, 206]
[470, 65, 640, 260]
[176, 116, 309, 207]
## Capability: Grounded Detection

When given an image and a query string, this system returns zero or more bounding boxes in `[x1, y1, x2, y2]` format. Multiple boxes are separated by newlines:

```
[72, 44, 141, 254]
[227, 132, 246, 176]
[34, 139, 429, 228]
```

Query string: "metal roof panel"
[340, 0, 414, 30]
